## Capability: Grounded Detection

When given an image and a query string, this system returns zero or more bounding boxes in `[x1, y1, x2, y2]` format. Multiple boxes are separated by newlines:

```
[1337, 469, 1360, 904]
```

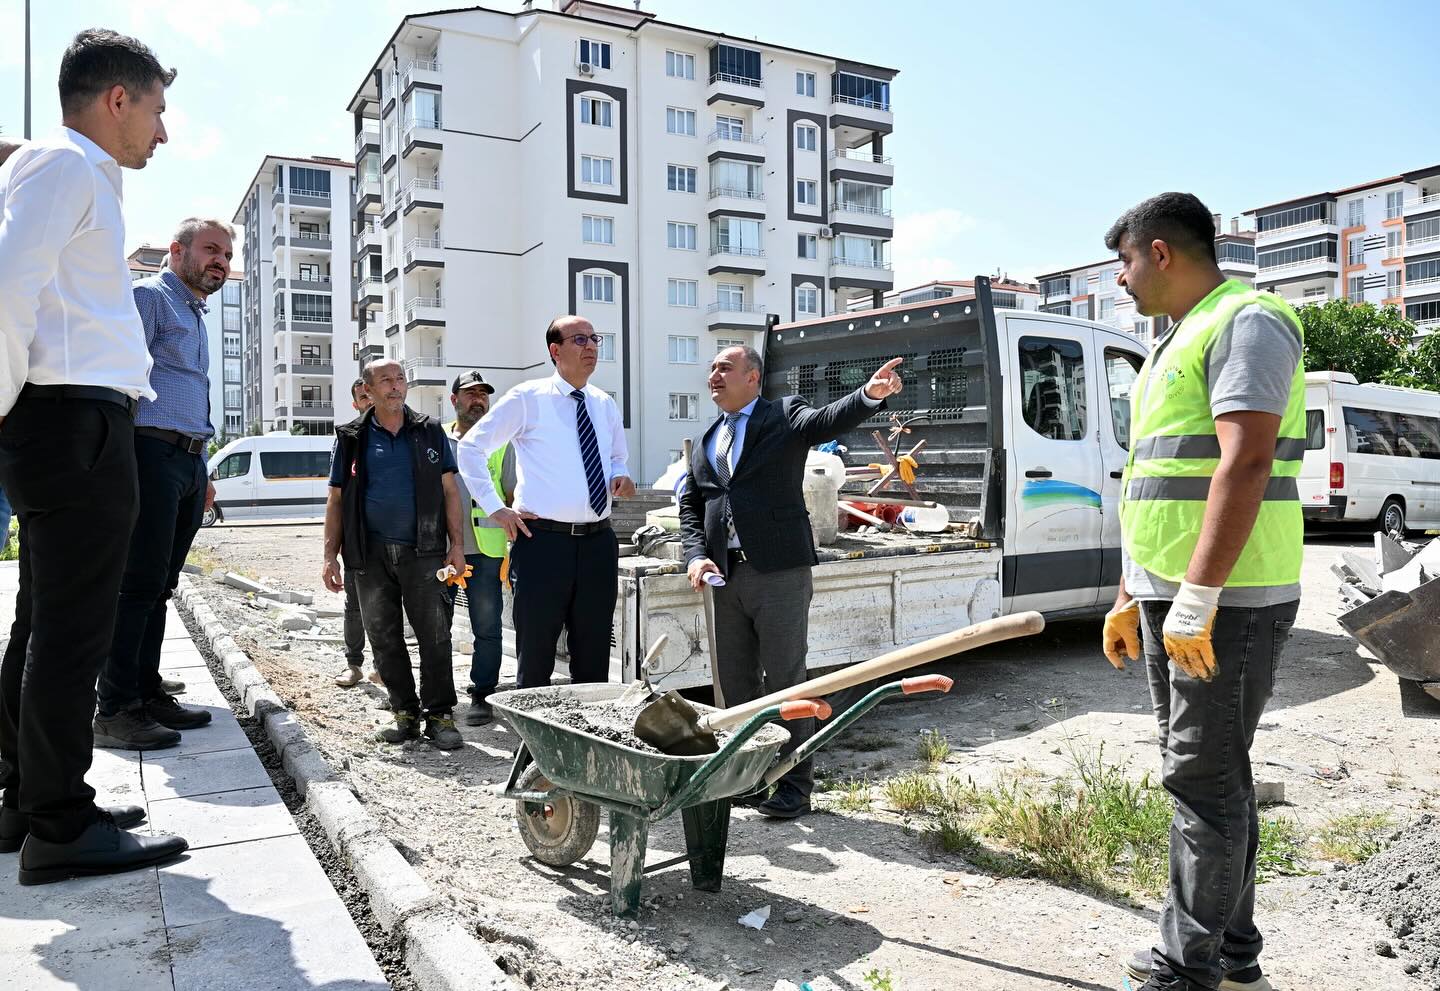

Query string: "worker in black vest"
[322, 358, 466, 749]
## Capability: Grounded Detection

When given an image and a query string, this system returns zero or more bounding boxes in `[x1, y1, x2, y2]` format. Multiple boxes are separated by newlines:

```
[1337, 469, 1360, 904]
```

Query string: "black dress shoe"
[145, 694, 212, 730]
[18, 812, 187, 885]
[93, 708, 181, 751]
[756, 785, 811, 820]
[0, 804, 147, 854]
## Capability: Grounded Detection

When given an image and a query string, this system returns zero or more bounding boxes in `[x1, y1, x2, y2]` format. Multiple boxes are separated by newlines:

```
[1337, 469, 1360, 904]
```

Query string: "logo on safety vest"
[1163, 367, 1186, 399]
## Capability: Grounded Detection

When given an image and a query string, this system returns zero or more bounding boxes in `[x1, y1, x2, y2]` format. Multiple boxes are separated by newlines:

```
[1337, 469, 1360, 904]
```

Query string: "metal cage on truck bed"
[762, 276, 1005, 538]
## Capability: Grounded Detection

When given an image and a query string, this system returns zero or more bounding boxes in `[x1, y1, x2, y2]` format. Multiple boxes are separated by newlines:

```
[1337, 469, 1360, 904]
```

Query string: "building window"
[796, 71, 816, 97]
[716, 282, 745, 310]
[222, 282, 241, 305]
[290, 293, 332, 323]
[834, 235, 888, 269]
[714, 114, 744, 141]
[1348, 275, 1366, 300]
[1256, 202, 1330, 233]
[716, 337, 746, 353]
[596, 333, 616, 361]
[665, 50, 695, 79]
[582, 273, 615, 303]
[1346, 198, 1364, 227]
[1409, 217, 1440, 244]
[1349, 237, 1365, 266]
[580, 98, 613, 127]
[710, 44, 761, 86]
[796, 284, 819, 316]
[1098, 268, 1115, 291]
[669, 393, 700, 421]
[667, 279, 698, 307]
[711, 217, 763, 256]
[582, 215, 614, 245]
[1388, 230, 1404, 257]
[667, 164, 697, 193]
[666, 107, 697, 136]
[1074, 300, 1090, 319]
[578, 39, 611, 70]
[796, 179, 818, 206]
[668, 335, 699, 364]
[1387, 270, 1403, 298]
[710, 159, 762, 199]
[1131, 318, 1147, 338]
[666, 221, 697, 250]
[1099, 297, 1115, 320]
[1387, 190, 1405, 220]
[580, 155, 614, 186]
[795, 124, 817, 152]
[1216, 242, 1256, 265]
[798, 234, 817, 259]
[1258, 240, 1337, 270]
[223, 308, 241, 331]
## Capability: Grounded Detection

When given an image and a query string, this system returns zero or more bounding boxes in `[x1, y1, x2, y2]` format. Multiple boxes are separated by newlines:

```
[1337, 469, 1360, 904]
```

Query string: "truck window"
[1019, 336, 1086, 441]
[213, 452, 251, 480]
[1103, 349, 1141, 450]
[1344, 406, 1399, 457]
[1305, 410, 1325, 450]
[260, 450, 331, 479]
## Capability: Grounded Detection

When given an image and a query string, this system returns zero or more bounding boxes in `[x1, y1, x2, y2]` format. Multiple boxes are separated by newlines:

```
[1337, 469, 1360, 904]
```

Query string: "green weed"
[1256, 815, 1313, 883]
[883, 772, 942, 813]
[917, 729, 951, 767]
[1315, 811, 1392, 865]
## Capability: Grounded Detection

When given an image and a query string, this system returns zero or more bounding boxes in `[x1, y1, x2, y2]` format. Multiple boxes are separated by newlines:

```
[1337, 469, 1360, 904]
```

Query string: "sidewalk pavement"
[0, 561, 389, 990]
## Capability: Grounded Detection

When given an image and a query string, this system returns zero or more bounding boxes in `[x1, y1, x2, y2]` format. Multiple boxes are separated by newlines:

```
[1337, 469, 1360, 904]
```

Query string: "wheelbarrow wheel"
[514, 763, 600, 867]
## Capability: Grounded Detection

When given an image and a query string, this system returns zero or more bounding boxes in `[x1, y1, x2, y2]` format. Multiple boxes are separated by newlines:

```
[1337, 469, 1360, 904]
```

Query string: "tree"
[1296, 300, 1416, 386]
[1388, 331, 1440, 391]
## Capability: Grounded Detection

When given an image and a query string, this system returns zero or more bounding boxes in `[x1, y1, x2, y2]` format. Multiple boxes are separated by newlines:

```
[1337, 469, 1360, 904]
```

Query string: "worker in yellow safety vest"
[1100, 193, 1304, 991]
[446, 371, 515, 726]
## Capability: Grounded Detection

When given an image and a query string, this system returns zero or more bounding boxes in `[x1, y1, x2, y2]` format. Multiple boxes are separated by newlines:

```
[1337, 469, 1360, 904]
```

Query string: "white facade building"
[232, 155, 361, 435]
[346, 0, 897, 478]
[851, 277, 1040, 312]
[1245, 165, 1440, 336]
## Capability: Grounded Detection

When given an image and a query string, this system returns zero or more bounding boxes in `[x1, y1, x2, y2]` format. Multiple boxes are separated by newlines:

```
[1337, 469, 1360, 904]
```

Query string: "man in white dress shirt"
[0, 29, 189, 884]
[457, 315, 634, 688]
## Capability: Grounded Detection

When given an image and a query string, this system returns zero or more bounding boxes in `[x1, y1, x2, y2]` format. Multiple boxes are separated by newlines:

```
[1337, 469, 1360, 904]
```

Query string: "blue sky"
[3, 0, 1439, 287]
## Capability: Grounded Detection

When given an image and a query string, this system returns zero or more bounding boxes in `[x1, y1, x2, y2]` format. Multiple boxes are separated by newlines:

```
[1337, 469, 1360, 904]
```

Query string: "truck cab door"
[1002, 320, 1106, 614]
[1097, 341, 1146, 605]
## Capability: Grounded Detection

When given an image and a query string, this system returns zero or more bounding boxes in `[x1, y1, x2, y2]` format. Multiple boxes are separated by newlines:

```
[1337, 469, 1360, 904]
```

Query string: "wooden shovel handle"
[702, 611, 1044, 732]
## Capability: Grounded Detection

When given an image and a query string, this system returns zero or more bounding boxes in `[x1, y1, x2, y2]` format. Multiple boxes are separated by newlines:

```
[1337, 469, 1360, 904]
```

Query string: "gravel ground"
[1343, 814, 1440, 988]
[189, 522, 1440, 991]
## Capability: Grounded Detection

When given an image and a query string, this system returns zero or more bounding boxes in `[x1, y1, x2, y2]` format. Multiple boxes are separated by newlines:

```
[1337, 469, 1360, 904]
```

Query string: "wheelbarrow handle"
[779, 699, 831, 721]
[901, 675, 954, 695]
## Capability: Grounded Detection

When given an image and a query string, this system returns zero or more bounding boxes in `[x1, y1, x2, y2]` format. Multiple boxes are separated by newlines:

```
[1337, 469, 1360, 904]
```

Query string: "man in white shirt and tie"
[457, 315, 634, 689]
[0, 29, 189, 883]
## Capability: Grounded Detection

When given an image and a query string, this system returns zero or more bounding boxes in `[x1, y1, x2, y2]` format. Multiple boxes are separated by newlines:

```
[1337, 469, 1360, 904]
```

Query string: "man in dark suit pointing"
[679, 345, 903, 818]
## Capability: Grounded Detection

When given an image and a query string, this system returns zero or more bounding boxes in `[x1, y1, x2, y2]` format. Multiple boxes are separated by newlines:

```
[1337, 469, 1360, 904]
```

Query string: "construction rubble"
[1332, 532, 1440, 702]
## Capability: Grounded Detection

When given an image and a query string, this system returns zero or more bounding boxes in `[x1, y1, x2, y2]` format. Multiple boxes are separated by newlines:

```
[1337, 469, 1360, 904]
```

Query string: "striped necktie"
[715, 412, 741, 533]
[571, 389, 609, 517]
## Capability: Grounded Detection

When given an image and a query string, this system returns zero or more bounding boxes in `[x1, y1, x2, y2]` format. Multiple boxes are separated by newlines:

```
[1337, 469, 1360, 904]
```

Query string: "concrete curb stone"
[174, 575, 515, 991]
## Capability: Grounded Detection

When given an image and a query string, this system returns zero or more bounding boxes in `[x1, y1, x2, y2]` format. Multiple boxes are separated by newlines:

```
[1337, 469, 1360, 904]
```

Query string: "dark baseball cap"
[451, 370, 495, 395]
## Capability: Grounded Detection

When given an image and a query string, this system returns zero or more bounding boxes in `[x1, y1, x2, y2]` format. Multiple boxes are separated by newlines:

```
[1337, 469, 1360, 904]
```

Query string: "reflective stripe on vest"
[469, 444, 510, 559]
[1119, 279, 1306, 586]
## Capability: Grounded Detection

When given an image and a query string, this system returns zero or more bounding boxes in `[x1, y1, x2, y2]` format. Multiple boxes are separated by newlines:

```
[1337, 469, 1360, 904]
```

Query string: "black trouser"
[508, 527, 617, 688]
[97, 435, 206, 716]
[343, 567, 366, 666]
[353, 539, 456, 717]
[0, 397, 139, 842]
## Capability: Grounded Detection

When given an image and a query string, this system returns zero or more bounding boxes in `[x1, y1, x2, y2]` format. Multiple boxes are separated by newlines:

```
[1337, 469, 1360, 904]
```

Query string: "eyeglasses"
[563, 334, 601, 347]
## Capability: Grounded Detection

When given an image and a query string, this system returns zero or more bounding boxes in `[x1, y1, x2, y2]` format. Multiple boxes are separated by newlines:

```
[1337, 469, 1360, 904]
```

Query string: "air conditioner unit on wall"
[578, 61, 594, 75]
[818, 227, 834, 238]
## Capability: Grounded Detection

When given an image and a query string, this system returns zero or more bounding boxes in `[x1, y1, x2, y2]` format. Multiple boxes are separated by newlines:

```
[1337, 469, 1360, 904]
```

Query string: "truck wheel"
[201, 505, 220, 528]
[514, 763, 600, 867]
[1380, 498, 1406, 536]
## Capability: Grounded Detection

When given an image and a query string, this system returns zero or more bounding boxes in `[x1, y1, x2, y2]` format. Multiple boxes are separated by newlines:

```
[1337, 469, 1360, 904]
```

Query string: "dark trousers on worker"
[710, 560, 815, 797]
[97, 435, 207, 716]
[0, 396, 139, 842]
[1138, 598, 1299, 991]
[354, 539, 456, 717]
[508, 527, 617, 688]
[447, 552, 503, 700]
[343, 567, 366, 667]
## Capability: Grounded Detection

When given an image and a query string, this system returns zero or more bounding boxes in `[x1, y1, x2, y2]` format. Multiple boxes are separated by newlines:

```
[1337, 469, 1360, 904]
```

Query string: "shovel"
[634, 611, 1046, 755]
[616, 635, 670, 707]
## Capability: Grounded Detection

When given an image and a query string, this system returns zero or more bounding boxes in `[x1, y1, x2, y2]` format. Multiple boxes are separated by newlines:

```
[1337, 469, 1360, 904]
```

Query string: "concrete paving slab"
[157, 653, 212, 671]
[88, 748, 146, 805]
[161, 637, 206, 654]
[0, 934, 174, 991]
[162, 612, 191, 639]
[142, 747, 271, 801]
[146, 786, 298, 850]
[0, 861, 166, 950]
[157, 834, 338, 929]
[160, 712, 251, 758]
[169, 683, 229, 709]
[167, 897, 388, 991]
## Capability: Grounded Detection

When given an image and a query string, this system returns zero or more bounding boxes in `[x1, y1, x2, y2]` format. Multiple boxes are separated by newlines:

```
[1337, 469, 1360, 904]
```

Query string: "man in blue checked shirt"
[94, 218, 232, 751]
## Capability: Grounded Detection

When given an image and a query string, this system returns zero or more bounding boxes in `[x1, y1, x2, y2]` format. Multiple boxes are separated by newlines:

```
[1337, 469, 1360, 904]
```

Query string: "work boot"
[1125, 948, 1272, 991]
[145, 693, 212, 730]
[464, 699, 493, 727]
[376, 711, 420, 744]
[18, 811, 187, 886]
[160, 677, 186, 695]
[756, 783, 811, 819]
[93, 707, 182, 751]
[334, 665, 364, 688]
[1, 804, 147, 855]
[424, 714, 463, 750]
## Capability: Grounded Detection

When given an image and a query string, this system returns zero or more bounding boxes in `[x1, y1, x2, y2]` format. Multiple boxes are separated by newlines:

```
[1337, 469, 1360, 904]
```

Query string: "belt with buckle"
[726, 547, 748, 565]
[18, 383, 139, 419]
[135, 426, 208, 455]
[528, 517, 612, 536]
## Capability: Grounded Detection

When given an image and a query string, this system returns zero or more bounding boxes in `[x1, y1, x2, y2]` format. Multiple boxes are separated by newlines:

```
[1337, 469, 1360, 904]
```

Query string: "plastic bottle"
[802, 466, 841, 545]
[897, 503, 951, 533]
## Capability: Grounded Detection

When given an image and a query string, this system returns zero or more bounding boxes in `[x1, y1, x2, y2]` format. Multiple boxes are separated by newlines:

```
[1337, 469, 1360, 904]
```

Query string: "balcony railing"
[405, 297, 446, 322]
[1415, 318, 1440, 330]
[832, 200, 892, 217]
[831, 93, 890, 111]
[1408, 192, 1440, 208]
[294, 400, 333, 415]
[275, 274, 331, 287]
[286, 357, 332, 370]
[401, 178, 444, 209]
[1257, 255, 1337, 273]
[706, 300, 765, 314]
[403, 116, 442, 136]
[709, 244, 765, 258]
[404, 237, 444, 266]
[1407, 234, 1440, 250]
[1289, 295, 1330, 306]
[401, 58, 441, 90]
[355, 129, 379, 155]
[1256, 217, 1334, 238]
[283, 230, 331, 244]
[708, 186, 764, 201]
[831, 148, 892, 165]
[706, 129, 763, 146]
[403, 356, 446, 377]
[358, 279, 384, 296]
[709, 72, 761, 88]
[1406, 276, 1440, 294]
[1387, 245, 1406, 259]
[834, 256, 892, 270]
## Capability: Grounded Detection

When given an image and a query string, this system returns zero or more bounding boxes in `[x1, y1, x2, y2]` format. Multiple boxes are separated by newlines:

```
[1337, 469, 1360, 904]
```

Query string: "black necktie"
[571, 389, 608, 517]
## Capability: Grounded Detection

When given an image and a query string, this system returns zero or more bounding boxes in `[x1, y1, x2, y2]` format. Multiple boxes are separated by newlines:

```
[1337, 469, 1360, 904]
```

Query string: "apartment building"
[127, 246, 246, 442]
[851, 276, 1040, 312]
[346, 0, 897, 479]
[1035, 218, 1256, 341]
[232, 155, 361, 435]
[1245, 164, 1440, 337]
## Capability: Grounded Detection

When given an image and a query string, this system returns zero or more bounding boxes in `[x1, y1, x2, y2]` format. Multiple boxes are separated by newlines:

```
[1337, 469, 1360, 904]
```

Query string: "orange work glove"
[435, 564, 474, 590]
[1162, 582, 1222, 681]
[1101, 599, 1140, 670]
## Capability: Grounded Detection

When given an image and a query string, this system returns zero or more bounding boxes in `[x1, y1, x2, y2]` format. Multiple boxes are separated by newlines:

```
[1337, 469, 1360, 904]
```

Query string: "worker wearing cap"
[1100, 193, 1304, 991]
[446, 370, 515, 726]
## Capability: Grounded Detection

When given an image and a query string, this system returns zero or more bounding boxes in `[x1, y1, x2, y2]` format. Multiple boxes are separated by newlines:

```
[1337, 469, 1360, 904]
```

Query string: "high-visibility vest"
[469, 444, 510, 559]
[1119, 279, 1306, 586]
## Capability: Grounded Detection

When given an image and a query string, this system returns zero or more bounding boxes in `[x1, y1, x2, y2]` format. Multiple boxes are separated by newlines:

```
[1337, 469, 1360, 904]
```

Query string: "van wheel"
[201, 505, 220, 528]
[1379, 498, 1406, 536]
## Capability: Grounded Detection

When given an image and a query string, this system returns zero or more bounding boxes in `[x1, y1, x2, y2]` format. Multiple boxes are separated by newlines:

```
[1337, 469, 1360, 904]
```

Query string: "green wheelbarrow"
[489, 674, 954, 916]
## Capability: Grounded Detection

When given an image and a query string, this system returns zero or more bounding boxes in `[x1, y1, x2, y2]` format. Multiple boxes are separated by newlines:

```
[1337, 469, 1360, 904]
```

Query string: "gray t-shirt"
[447, 433, 517, 556]
[1123, 302, 1302, 607]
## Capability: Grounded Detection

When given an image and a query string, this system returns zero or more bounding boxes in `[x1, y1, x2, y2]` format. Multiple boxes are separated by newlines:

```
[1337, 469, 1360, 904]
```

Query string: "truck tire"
[201, 505, 220, 528]
[1380, 497, 1406, 536]
[514, 763, 600, 867]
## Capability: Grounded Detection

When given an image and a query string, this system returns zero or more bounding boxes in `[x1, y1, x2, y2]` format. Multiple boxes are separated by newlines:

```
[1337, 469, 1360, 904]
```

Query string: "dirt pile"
[501, 689, 665, 752]
[1342, 814, 1440, 988]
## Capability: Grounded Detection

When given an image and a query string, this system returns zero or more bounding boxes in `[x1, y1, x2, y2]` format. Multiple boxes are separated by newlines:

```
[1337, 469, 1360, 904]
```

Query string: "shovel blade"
[633, 690, 719, 755]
